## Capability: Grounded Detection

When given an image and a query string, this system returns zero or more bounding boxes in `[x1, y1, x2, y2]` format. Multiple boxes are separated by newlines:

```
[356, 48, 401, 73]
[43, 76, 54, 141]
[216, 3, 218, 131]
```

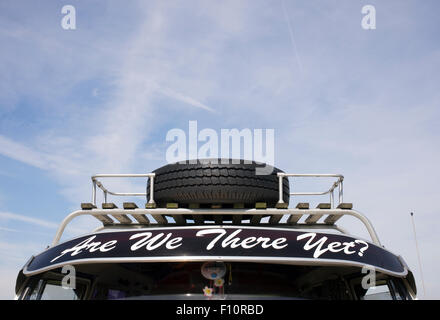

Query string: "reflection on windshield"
[89, 262, 354, 300]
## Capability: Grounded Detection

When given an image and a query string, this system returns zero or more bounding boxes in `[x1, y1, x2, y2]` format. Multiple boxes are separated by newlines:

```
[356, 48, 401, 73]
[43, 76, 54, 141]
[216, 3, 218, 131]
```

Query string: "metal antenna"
[410, 212, 427, 298]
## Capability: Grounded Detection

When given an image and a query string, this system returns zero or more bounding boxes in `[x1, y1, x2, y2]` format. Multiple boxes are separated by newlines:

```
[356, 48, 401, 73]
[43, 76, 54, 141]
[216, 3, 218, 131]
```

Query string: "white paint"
[129, 232, 183, 250]
[196, 228, 288, 250]
[297, 232, 369, 258]
[51, 236, 117, 262]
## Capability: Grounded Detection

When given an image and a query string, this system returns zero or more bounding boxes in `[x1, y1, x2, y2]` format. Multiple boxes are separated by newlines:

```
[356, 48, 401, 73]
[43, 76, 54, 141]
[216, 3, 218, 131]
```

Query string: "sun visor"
[24, 226, 408, 277]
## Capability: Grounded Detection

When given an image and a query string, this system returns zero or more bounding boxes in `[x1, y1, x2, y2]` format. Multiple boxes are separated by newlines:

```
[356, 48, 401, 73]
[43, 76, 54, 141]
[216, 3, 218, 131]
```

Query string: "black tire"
[147, 159, 289, 208]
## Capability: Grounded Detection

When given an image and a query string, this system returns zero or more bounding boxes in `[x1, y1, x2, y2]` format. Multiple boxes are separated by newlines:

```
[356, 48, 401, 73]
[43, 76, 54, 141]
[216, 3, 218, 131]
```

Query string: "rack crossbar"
[51, 208, 381, 247]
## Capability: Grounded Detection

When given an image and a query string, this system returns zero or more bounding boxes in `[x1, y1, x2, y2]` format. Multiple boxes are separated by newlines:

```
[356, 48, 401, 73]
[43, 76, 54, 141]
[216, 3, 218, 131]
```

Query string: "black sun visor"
[24, 226, 407, 277]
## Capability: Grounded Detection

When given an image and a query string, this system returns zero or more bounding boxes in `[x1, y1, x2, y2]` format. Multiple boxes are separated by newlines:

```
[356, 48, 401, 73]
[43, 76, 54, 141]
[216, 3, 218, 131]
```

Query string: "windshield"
[21, 262, 411, 300]
[85, 262, 399, 300]
[90, 262, 354, 300]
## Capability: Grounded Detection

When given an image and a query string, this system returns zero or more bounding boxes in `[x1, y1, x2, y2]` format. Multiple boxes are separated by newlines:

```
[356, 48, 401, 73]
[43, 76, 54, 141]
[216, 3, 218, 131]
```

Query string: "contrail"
[157, 85, 216, 113]
[281, 0, 304, 73]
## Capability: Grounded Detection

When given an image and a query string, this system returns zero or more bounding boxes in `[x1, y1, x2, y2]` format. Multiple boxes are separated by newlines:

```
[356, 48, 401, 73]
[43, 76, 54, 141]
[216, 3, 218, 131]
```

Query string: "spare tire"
[147, 159, 289, 208]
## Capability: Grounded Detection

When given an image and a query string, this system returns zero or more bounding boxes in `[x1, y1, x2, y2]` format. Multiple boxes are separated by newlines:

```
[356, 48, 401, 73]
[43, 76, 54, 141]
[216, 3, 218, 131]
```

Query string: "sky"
[0, 0, 439, 299]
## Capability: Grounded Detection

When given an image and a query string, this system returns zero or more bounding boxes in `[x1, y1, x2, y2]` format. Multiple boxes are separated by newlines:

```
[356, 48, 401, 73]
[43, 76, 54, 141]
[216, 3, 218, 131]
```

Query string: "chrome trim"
[22, 255, 408, 278]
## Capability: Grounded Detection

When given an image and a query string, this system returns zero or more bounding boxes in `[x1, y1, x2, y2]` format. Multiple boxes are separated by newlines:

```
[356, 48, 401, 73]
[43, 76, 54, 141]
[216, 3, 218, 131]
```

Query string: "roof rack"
[91, 173, 345, 208]
[276, 173, 344, 209]
[51, 172, 381, 247]
[91, 173, 156, 207]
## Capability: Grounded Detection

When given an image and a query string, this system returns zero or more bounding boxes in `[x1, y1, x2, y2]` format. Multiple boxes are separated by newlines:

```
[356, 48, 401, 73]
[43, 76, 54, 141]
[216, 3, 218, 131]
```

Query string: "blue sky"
[1, 0, 439, 299]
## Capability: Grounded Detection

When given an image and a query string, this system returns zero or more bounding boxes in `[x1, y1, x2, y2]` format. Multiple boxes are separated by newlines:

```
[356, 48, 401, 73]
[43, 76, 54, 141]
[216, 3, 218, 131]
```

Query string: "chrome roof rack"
[91, 173, 156, 207]
[276, 173, 344, 209]
[51, 173, 381, 247]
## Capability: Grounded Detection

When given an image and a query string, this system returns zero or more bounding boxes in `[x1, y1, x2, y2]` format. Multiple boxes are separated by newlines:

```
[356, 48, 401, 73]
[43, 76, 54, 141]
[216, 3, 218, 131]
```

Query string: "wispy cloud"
[0, 136, 48, 170]
[1, 1, 219, 205]
[0, 226, 18, 233]
[0, 211, 93, 238]
[0, 0, 439, 300]
[0, 211, 58, 229]
[156, 85, 216, 113]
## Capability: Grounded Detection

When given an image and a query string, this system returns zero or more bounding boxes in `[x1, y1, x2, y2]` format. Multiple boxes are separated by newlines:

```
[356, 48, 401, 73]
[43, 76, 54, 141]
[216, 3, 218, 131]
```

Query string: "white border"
[23, 255, 408, 278]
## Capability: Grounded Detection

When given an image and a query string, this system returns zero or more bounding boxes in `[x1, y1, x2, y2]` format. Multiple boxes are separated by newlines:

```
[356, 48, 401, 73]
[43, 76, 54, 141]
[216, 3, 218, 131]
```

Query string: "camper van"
[15, 160, 417, 300]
